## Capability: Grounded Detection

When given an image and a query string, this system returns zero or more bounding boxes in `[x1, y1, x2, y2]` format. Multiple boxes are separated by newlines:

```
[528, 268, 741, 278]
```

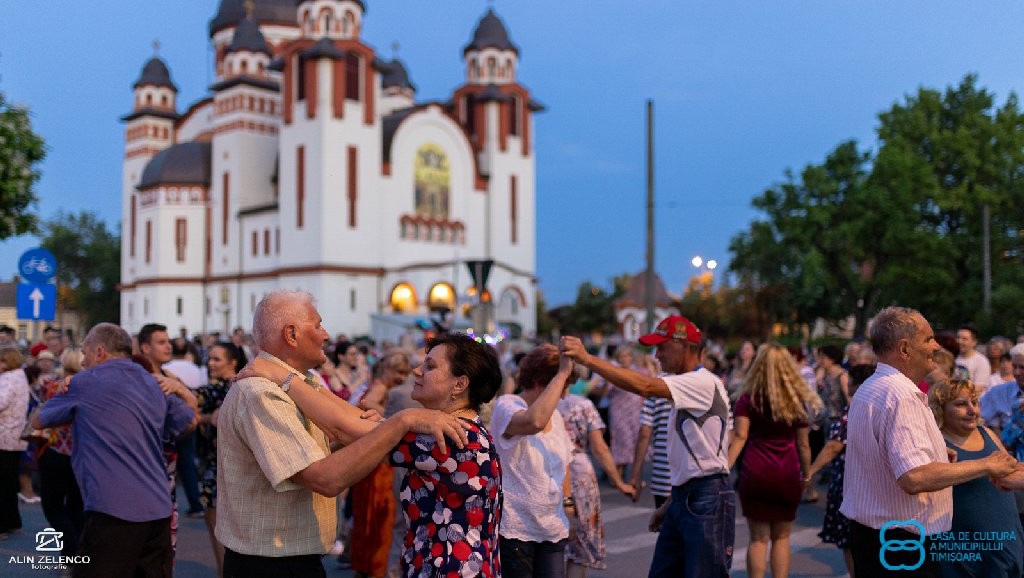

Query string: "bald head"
[252, 290, 316, 350]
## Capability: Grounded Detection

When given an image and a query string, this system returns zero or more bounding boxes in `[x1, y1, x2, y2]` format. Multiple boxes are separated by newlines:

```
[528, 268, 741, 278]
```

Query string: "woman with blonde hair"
[727, 343, 822, 578]
[931, 379, 1024, 577]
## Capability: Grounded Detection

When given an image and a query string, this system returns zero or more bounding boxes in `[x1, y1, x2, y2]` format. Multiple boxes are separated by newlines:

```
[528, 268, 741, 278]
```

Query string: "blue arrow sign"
[16, 283, 56, 322]
[18, 248, 57, 285]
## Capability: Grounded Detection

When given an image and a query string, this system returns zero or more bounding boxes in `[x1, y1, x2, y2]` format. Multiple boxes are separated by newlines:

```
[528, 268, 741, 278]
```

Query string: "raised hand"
[399, 408, 472, 454]
[559, 336, 588, 364]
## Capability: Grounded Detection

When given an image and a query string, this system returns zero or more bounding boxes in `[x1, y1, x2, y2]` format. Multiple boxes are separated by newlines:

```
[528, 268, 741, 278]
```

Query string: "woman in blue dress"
[930, 379, 1024, 578]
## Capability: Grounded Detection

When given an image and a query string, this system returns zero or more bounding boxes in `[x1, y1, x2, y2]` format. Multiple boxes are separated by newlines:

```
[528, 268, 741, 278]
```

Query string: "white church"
[119, 0, 541, 340]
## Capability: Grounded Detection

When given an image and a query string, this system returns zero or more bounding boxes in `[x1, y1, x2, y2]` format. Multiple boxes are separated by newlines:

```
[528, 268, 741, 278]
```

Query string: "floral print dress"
[390, 416, 502, 578]
[195, 378, 231, 508]
[557, 394, 608, 569]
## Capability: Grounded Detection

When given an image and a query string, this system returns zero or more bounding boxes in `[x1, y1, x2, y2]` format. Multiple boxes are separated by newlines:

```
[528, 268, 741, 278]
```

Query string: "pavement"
[0, 479, 847, 577]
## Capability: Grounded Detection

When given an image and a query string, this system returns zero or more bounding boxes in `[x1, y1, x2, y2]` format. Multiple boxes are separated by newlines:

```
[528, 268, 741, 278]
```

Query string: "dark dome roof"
[302, 37, 346, 60]
[209, 0, 298, 36]
[380, 59, 416, 92]
[134, 57, 177, 91]
[227, 14, 271, 55]
[464, 9, 518, 55]
[139, 142, 213, 189]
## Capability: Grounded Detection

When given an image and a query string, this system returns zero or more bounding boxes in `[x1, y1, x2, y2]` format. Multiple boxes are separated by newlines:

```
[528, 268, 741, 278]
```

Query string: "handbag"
[20, 401, 50, 444]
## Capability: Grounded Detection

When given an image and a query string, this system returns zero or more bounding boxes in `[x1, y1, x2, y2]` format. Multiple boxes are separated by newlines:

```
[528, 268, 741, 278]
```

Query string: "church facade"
[119, 0, 540, 339]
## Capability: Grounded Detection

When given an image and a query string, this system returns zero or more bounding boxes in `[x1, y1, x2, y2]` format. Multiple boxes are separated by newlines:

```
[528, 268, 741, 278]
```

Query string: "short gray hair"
[252, 290, 316, 349]
[1009, 343, 1024, 359]
[85, 323, 132, 357]
[869, 306, 922, 355]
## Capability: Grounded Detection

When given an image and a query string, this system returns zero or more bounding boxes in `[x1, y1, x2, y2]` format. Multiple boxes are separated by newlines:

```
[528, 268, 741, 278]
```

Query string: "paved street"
[0, 478, 846, 577]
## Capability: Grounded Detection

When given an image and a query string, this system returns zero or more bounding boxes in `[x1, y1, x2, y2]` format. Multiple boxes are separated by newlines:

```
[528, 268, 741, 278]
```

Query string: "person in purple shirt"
[33, 322, 195, 578]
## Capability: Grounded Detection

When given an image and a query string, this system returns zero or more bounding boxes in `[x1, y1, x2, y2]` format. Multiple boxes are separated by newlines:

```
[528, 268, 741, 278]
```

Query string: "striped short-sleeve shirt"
[840, 362, 952, 535]
[640, 396, 672, 497]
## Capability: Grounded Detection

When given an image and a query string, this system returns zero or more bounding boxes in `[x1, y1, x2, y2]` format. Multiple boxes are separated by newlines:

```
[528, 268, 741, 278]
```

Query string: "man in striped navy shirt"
[841, 306, 1018, 577]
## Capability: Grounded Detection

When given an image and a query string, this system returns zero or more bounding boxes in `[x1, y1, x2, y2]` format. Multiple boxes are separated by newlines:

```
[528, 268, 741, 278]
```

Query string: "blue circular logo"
[879, 519, 927, 571]
[18, 248, 57, 284]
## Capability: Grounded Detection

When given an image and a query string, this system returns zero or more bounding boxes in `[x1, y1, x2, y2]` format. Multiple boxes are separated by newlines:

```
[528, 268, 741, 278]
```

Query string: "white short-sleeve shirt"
[490, 394, 572, 542]
[662, 368, 732, 486]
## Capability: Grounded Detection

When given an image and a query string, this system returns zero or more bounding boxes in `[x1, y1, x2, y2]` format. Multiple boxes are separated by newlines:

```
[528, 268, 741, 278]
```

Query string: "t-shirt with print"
[489, 394, 572, 542]
[663, 367, 732, 486]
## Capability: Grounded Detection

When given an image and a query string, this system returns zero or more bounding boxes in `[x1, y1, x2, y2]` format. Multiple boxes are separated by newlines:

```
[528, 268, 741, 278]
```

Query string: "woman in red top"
[727, 344, 822, 578]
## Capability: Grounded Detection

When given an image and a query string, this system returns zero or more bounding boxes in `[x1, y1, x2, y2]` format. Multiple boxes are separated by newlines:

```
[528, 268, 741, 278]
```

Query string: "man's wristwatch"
[281, 373, 300, 393]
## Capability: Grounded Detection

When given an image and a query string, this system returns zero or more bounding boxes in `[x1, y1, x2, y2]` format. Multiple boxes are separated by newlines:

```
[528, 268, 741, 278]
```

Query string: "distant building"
[614, 271, 679, 342]
[120, 0, 541, 338]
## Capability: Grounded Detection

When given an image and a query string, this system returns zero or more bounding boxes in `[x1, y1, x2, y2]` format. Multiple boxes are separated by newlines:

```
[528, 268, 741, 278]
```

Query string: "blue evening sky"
[2, 1, 1023, 306]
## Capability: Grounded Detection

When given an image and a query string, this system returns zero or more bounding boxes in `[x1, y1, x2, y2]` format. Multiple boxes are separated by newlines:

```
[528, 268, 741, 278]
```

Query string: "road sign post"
[16, 248, 58, 323]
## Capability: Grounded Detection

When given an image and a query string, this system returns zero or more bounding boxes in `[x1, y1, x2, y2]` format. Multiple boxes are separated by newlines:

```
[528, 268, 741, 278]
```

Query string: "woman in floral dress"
[557, 392, 635, 578]
[388, 333, 503, 578]
[196, 342, 246, 578]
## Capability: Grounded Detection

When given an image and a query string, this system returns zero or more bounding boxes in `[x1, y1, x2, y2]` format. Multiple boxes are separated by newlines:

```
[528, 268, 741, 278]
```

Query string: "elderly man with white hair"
[215, 290, 469, 578]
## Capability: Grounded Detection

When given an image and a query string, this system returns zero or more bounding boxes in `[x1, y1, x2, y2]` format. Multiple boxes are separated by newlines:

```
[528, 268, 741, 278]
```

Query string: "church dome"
[463, 9, 518, 55]
[380, 58, 416, 92]
[133, 56, 177, 91]
[209, 0, 298, 36]
[139, 142, 213, 189]
[227, 13, 271, 54]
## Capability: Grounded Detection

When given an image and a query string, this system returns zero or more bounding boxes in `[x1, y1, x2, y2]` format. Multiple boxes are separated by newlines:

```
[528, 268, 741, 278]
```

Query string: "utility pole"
[644, 100, 656, 333]
[983, 202, 992, 316]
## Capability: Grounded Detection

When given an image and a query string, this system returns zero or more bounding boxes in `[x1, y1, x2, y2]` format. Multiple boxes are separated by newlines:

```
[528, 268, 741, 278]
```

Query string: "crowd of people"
[2, 299, 1024, 577]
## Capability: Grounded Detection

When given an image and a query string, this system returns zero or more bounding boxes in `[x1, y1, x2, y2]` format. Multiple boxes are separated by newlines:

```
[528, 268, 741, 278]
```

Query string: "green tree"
[870, 74, 1024, 331]
[41, 211, 120, 327]
[563, 274, 632, 336]
[0, 91, 46, 240]
[730, 74, 1024, 337]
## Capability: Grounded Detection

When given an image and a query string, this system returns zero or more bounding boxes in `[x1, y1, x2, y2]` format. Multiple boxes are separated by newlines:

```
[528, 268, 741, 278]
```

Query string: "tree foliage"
[0, 91, 46, 240]
[561, 274, 632, 336]
[730, 75, 1024, 337]
[41, 211, 120, 328]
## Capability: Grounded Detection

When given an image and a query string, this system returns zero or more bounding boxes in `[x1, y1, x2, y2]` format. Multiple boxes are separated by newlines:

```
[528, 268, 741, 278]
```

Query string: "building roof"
[379, 58, 416, 92]
[382, 106, 422, 163]
[210, 75, 280, 92]
[475, 84, 512, 103]
[209, 0, 299, 36]
[615, 271, 676, 309]
[464, 9, 518, 55]
[227, 14, 271, 55]
[133, 56, 177, 91]
[138, 142, 213, 189]
[302, 37, 346, 60]
[0, 282, 15, 308]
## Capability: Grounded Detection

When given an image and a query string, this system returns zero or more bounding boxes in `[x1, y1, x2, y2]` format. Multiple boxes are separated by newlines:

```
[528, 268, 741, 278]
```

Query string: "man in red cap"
[560, 316, 734, 578]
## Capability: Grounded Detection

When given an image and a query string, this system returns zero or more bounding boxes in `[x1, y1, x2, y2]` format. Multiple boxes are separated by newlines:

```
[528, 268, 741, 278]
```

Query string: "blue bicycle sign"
[18, 248, 57, 285]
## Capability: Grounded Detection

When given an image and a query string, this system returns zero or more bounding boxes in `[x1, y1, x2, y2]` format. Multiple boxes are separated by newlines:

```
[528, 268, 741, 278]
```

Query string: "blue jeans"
[648, 474, 735, 578]
[175, 432, 202, 513]
[500, 538, 567, 578]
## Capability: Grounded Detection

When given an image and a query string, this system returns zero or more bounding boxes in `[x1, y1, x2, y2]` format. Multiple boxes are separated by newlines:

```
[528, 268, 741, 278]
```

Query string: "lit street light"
[691, 256, 703, 268]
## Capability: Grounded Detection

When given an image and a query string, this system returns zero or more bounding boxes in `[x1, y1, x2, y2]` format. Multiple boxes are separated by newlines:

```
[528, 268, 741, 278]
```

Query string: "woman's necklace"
[450, 407, 478, 420]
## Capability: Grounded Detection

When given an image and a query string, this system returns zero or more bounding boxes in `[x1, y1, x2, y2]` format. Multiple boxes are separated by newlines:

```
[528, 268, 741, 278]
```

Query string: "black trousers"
[39, 449, 84, 556]
[73, 512, 172, 578]
[850, 520, 939, 577]
[0, 449, 22, 533]
[223, 548, 326, 578]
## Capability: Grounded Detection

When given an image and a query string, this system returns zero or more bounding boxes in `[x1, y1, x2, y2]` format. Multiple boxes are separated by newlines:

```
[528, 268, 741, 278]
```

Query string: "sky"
[2, 1, 1024, 306]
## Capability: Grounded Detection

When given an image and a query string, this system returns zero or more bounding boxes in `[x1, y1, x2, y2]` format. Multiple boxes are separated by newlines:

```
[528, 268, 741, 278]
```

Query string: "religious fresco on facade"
[414, 143, 450, 219]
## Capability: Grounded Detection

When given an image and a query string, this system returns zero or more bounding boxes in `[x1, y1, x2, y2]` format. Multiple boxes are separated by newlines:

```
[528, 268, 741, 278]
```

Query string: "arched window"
[428, 283, 456, 312]
[343, 11, 355, 37]
[390, 283, 418, 313]
[487, 57, 496, 79]
[322, 12, 332, 35]
[146, 94, 152, 105]
[240, 60, 248, 74]
[161, 94, 169, 107]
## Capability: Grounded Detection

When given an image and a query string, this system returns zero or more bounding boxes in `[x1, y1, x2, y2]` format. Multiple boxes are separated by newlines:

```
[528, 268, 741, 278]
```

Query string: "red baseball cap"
[638, 316, 703, 347]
